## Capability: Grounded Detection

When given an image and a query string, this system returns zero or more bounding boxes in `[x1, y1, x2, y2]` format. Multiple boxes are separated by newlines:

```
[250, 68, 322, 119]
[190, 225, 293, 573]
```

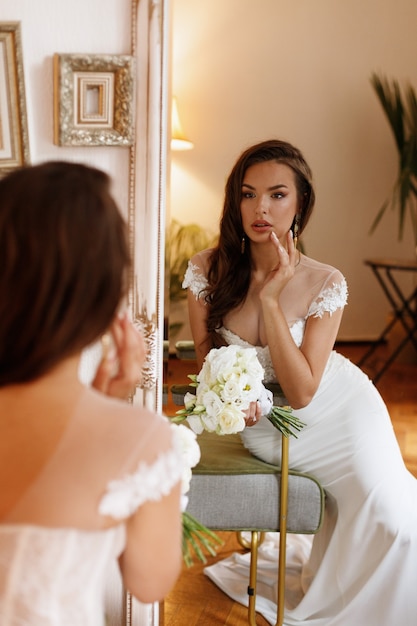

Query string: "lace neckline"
[218, 320, 304, 349]
[218, 327, 270, 351]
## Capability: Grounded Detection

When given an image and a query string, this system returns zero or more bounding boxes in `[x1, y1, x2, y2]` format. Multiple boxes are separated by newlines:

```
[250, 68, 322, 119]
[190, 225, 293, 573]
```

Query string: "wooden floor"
[161, 343, 417, 626]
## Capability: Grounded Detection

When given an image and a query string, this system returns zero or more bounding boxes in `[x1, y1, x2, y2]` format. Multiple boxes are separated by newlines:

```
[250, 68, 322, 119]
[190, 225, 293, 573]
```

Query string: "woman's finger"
[114, 314, 146, 381]
[91, 314, 147, 400]
[244, 401, 262, 427]
[286, 229, 298, 267]
[91, 356, 113, 393]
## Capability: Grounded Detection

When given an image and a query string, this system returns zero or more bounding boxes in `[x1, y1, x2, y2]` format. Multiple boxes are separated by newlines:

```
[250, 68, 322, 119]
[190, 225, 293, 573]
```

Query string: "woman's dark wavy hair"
[0, 161, 130, 385]
[206, 139, 315, 345]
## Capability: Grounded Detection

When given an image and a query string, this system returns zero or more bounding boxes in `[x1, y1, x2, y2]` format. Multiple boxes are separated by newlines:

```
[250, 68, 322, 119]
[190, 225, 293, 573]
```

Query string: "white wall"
[1, 0, 132, 218]
[171, 0, 417, 340]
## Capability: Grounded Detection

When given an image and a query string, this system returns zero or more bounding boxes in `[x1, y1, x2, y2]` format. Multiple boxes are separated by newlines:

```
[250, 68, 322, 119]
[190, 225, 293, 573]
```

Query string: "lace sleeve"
[307, 275, 348, 319]
[182, 261, 208, 300]
[98, 433, 184, 520]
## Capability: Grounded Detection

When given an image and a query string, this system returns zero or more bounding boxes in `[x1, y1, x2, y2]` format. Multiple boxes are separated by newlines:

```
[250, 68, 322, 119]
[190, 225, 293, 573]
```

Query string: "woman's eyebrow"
[268, 184, 288, 191]
[241, 183, 288, 191]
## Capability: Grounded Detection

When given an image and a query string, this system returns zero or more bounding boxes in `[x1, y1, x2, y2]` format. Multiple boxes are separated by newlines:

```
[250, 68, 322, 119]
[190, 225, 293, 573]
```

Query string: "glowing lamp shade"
[171, 97, 194, 151]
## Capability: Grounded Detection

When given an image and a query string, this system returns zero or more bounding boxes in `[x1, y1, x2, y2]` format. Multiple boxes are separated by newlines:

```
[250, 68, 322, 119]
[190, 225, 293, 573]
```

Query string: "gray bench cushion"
[187, 433, 325, 534]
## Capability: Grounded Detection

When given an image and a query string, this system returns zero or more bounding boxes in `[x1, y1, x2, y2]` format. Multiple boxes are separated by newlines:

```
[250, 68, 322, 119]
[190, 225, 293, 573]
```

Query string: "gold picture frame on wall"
[53, 53, 135, 146]
[0, 22, 30, 175]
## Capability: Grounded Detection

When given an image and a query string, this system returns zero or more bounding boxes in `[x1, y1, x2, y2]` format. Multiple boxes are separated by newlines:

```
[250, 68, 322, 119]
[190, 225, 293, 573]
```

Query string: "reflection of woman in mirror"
[183, 139, 417, 625]
[0, 162, 183, 623]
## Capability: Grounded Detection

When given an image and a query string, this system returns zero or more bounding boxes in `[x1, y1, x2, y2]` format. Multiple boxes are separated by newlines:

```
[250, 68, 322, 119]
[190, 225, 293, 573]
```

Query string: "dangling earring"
[293, 215, 300, 249]
[241, 235, 246, 254]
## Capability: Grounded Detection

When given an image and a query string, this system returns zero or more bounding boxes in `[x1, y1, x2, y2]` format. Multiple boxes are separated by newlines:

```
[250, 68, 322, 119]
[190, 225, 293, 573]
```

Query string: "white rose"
[170, 423, 201, 498]
[201, 389, 224, 418]
[206, 345, 240, 382]
[186, 414, 205, 435]
[181, 465, 193, 496]
[173, 423, 201, 468]
[195, 381, 210, 404]
[201, 412, 220, 432]
[235, 346, 254, 364]
[221, 376, 242, 404]
[224, 371, 262, 408]
[197, 361, 212, 387]
[216, 404, 246, 434]
[258, 386, 273, 417]
[241, 379, 264, 406]
[183, 392, 196, 410]
[239, 348, 264, 380]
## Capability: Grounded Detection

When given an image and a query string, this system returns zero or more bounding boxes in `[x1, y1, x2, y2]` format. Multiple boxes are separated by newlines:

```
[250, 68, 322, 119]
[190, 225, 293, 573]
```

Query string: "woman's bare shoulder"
[82, 389, 173, 466]
[299, 254, 345, 282]
[190, 247, 215, 272]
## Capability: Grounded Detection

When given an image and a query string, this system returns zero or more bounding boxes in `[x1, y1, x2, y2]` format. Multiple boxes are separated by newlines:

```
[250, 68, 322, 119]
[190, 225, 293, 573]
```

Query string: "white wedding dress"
[183, 255, 417, 626]
[0, 405, 183, 626]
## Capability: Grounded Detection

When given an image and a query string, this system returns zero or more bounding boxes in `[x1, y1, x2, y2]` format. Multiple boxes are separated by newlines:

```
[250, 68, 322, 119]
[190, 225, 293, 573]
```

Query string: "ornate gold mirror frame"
[119, 1, 170, 625]
[104, 2, 170, 623]
[128, 0, 169, 419]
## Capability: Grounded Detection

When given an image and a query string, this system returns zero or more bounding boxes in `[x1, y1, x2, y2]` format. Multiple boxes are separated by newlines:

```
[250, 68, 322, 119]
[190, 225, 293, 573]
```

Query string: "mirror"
[167, 0, 417, 356]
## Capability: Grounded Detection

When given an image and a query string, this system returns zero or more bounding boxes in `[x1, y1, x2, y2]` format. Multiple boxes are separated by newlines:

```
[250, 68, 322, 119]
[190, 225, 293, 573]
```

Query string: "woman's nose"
[255, 196, 268, 215]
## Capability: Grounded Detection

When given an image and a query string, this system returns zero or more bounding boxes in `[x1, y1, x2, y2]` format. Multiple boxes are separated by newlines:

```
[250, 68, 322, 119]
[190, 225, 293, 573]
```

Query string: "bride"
[183, 139, 417, 625]
[0, 162, 183, 625]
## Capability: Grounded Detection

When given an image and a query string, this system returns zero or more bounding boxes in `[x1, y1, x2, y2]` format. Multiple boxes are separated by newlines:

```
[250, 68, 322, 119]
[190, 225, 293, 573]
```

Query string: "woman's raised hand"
[259, 230, 298, 300]
[92, 312, 146, 399]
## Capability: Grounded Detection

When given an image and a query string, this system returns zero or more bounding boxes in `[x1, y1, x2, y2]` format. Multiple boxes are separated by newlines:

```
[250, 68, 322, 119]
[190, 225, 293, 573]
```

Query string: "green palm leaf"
[370, 73, 417, 245]
[370, 73, 405, 153]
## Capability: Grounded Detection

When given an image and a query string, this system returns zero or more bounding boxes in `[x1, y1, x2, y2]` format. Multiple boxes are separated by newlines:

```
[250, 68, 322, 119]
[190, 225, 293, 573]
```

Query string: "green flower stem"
[267, 407, 306, 439]
[182, 511, 223, 568]
[170, 414, 188, 424]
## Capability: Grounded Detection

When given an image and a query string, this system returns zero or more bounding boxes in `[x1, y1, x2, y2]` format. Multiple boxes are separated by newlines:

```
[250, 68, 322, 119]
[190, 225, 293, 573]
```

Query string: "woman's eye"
[272, 192, 284, 199]
[242, 191, 255, 199]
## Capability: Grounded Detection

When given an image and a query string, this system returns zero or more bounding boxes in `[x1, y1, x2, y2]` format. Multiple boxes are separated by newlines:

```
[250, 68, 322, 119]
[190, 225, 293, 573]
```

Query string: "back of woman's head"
[0, 161, 130, 384]
[221, 139, 316, 248]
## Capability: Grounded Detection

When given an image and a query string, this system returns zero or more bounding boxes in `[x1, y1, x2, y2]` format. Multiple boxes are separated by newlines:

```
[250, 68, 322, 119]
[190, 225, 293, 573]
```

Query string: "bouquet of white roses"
[173, 422, 223, 566]
[174, 344, 305, 438]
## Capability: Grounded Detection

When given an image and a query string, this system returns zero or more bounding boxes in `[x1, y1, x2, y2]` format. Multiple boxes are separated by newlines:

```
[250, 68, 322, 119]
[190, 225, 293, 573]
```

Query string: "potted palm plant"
[370, 73, 417, 254]
[369, 74, 417, 365]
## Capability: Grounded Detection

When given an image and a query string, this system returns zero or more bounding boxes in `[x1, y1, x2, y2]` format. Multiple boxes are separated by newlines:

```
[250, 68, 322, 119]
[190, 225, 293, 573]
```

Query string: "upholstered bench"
[187, 431, 324, 532]
[182, 430, 325, 626]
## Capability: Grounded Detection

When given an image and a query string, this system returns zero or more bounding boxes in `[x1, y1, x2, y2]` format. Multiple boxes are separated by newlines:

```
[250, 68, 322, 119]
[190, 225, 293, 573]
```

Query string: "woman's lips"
[251, 220, 272, 232]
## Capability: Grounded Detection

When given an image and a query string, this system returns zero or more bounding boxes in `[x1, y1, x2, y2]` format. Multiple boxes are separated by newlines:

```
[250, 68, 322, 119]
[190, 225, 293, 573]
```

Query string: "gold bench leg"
[248, 530, 260, 625]
[240, 433, 290, 626]
[276, 434, 289, 626]
[237, 531, 265, 625]
[237, 531, 265, 550]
